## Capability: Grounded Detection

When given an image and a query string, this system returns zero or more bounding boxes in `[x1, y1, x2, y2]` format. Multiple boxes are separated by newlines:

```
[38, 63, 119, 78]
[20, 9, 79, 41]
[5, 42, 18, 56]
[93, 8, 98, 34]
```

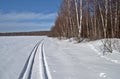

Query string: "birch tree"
[79, 0, 83, 40]
[74, 0, 80, 39]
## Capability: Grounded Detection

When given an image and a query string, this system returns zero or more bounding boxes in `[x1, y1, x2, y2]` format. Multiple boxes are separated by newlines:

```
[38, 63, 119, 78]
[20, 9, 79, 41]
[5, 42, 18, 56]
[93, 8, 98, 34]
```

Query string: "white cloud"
[0, 12, 56, 32]
[0, 12, 57, 21]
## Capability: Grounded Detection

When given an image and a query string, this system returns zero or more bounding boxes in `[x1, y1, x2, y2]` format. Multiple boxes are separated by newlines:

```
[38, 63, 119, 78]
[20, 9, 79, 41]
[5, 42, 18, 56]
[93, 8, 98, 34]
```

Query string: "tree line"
[0, 31, 50, 36]
[50, 0, 120, 40]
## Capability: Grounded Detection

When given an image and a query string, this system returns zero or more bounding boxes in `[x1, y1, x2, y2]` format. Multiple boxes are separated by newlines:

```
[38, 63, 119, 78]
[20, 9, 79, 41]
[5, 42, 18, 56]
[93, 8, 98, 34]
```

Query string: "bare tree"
[79, 0, 83, 40]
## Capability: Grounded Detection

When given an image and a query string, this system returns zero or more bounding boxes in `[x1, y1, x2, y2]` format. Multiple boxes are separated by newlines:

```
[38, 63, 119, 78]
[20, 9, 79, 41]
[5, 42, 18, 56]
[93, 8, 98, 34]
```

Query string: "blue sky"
[0, 0, 61, 32]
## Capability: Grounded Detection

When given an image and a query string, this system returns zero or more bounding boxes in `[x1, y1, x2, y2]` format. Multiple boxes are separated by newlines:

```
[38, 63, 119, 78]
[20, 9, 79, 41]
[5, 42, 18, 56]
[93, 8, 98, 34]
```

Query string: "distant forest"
[0, 31, 50, 36]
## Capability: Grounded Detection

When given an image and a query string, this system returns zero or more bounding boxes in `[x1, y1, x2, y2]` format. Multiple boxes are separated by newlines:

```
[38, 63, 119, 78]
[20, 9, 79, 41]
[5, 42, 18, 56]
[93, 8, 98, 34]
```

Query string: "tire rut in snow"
[19, 40, 43, 79]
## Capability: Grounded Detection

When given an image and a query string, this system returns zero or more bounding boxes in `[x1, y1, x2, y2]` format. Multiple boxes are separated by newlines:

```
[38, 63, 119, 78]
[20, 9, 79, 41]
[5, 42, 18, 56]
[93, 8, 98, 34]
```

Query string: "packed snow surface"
[0, 36, 120, 79]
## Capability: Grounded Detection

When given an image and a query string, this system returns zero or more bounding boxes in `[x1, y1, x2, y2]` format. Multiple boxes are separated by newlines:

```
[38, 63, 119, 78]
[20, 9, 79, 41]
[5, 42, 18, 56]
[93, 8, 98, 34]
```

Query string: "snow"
[0, 36, 45, 79]
[88, 39, 120, 64]
[0, 36, 120, 79]
[42, 42, 52, 79]
[44, 38, 120, 79]
[99, 73, 107, 78]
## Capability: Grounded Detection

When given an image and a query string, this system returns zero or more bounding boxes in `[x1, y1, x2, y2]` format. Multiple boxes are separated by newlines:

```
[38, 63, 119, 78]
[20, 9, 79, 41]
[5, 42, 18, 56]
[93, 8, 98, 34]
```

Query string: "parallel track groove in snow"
[18, 39, 52, 79]
[41, 41, 52, 79]
[19, 40, 43, 79]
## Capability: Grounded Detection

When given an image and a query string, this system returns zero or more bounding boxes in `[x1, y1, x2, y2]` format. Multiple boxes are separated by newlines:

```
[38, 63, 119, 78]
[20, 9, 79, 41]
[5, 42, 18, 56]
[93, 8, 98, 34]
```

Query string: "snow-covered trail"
[18, 40, 42, 79]
[0, 36, 47, 79]
[18, 39, 52, 79]
[0, 36, 120, 79]
[44, 38, 120, 79]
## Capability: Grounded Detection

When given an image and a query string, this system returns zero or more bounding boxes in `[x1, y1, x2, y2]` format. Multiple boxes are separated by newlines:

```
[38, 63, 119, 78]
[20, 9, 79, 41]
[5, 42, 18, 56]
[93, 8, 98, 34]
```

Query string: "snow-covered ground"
[0, 36, 45, 79]
[0, 36, 120, 79]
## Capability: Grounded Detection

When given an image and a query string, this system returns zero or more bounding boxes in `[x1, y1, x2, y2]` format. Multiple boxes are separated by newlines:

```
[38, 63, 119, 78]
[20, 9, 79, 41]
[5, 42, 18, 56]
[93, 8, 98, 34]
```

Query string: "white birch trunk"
[104, 0, 108, 38]
[74, 0, 80, 38]
[79, 0, 82, 39]
[97, 1, 105, 37]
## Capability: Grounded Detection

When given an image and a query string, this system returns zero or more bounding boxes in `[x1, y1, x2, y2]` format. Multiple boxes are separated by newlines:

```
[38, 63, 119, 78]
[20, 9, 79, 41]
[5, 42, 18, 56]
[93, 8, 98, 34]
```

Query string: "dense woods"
[50, 0, 120, 40]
